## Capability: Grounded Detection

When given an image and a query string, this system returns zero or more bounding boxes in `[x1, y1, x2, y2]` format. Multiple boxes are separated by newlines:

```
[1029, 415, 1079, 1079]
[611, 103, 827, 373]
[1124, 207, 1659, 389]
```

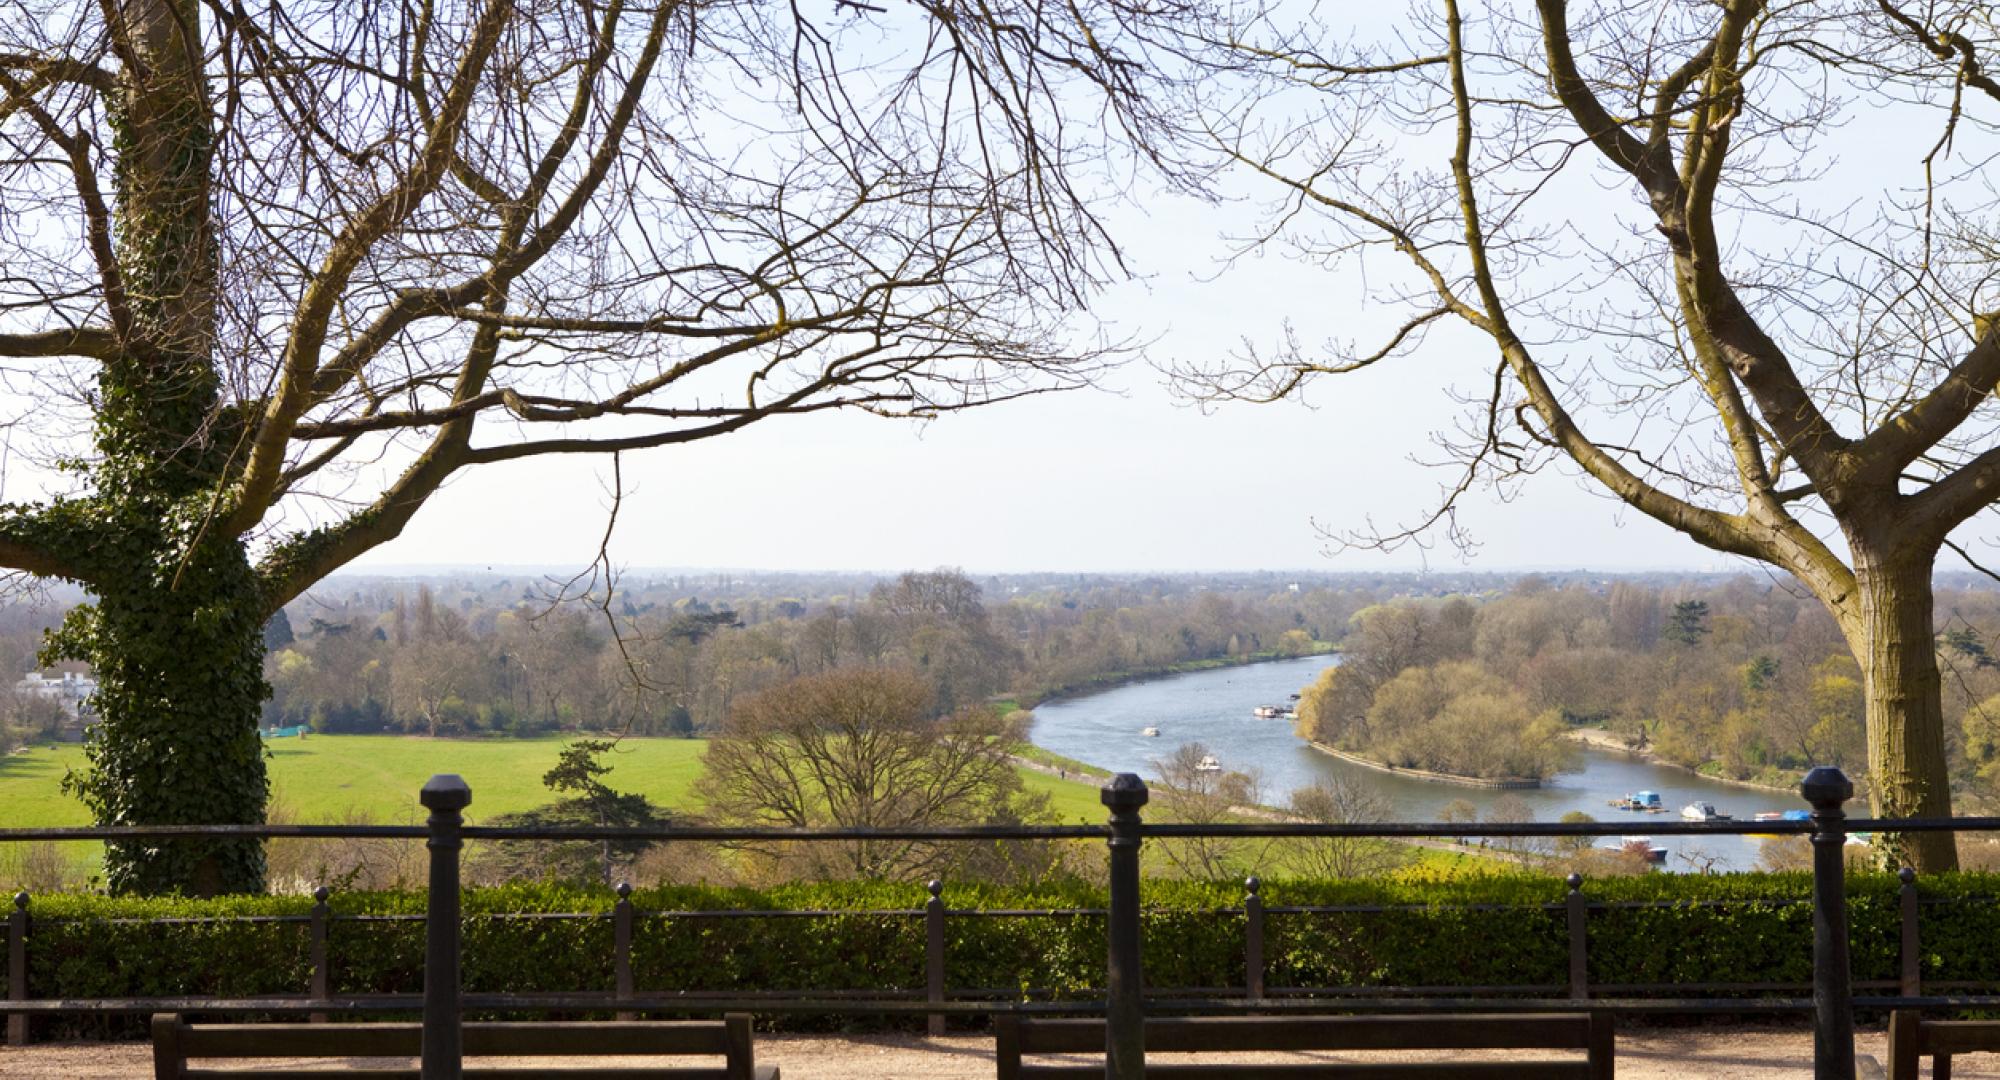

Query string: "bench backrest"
[1888, 1010, 2000, 1080]
[151, 1014, 765, 1080]
[995, 1012, 1613, 1080]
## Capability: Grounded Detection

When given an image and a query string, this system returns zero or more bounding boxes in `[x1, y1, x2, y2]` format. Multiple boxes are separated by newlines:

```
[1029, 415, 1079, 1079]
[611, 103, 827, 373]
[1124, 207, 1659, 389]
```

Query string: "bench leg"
[150, 1013, 185, 1080]
[1937, 1052, 1951, 1080]
[724, 1013, 754, 1080]
[995, 1014, 1021, 1080]
[1887, 1012, 1920, 1080]
[1587, 1010, 1614, 1080]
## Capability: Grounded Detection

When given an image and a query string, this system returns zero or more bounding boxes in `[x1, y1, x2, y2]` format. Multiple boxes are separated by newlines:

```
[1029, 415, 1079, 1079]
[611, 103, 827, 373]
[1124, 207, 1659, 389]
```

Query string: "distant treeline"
[247, 570, 1358, 738]
[1297, 576, 2000, 803]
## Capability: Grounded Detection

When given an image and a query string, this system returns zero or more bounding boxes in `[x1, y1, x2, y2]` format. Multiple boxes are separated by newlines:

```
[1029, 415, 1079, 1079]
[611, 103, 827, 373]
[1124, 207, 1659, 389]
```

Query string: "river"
[1027, 655, 1811, 871]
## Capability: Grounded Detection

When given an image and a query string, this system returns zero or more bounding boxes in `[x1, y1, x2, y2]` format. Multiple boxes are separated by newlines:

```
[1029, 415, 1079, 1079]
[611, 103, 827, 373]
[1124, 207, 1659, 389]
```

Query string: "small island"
[1293, 608, 1577, 787]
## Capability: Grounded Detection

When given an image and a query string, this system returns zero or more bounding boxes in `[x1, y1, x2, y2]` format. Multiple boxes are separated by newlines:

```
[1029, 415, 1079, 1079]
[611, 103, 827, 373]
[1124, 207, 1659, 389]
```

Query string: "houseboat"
[1610, 791, 1665, 813]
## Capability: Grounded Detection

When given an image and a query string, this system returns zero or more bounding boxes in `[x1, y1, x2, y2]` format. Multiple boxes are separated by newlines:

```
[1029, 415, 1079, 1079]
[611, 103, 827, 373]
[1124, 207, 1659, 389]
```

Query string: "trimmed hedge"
[17, 873, 2000, 1038]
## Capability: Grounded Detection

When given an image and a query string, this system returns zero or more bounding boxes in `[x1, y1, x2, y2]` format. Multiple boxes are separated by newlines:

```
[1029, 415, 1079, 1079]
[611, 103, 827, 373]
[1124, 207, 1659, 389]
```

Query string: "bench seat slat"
[187, 1069, 776, 1080]
[180, 1020, 731, 1058]
[1921, 1021, 2000, 1055]
[1015, 1015, 1592, 1054]
[1016, 1063, 1593, 1080]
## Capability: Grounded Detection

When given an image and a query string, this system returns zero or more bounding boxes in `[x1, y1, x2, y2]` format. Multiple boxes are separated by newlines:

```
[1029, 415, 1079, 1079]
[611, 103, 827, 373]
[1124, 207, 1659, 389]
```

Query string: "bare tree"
[1286, 775, 1406, 879]
[697, 668, 1031, 880]
[0, 0, 1198, 891]
[1185, 2, 2000, 868]
[1149, 741, 1269, 880]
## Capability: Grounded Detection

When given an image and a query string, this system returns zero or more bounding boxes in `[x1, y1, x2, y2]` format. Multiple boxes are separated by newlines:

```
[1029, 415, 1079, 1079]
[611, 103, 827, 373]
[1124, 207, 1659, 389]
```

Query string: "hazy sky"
[355, 179, 1739, 577]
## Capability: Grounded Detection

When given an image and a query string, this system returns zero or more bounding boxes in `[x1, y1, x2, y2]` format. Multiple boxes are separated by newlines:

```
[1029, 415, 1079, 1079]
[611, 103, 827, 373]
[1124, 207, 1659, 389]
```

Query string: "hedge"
[16, 873, 2000, 1039]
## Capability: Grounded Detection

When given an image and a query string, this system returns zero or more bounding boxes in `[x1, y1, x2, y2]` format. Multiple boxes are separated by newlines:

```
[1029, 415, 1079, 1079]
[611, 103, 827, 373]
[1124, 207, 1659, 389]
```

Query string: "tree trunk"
[57, 539, 270, 896]
[1850, 547, 1958, 872]
[50, 0, 269, 895]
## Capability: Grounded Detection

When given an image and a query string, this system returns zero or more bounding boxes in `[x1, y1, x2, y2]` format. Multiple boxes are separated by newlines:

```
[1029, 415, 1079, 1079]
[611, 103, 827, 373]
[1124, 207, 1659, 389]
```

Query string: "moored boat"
[1195, 754, 1222, 772]
[1609, 791, 1666, 813]
[1253, 705, 1287, 719]
[1140, 727, 1160, 737]
[1611, 836, 1669, 863]
[1680, 802, 1731, 822]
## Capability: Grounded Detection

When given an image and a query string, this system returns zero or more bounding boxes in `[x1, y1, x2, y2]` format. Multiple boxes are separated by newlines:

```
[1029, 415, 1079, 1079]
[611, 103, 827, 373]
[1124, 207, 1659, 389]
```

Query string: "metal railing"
[3, 765, 2000, 1079]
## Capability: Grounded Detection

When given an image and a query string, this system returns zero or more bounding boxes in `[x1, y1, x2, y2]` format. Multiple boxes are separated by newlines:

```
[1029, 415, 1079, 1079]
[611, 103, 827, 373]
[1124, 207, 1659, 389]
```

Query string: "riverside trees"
[1184, 2, 2000, 869]
[0, 0, 1194, 893]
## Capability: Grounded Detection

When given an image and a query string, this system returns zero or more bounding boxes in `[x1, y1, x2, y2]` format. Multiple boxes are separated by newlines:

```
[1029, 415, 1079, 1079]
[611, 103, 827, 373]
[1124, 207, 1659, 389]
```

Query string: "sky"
[353, 179, 1736, 577]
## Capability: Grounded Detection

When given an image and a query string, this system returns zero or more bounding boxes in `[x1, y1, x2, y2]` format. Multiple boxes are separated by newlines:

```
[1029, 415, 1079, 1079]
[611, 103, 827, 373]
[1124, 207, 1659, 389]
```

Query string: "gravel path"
[0, 1027, 1987, 1078]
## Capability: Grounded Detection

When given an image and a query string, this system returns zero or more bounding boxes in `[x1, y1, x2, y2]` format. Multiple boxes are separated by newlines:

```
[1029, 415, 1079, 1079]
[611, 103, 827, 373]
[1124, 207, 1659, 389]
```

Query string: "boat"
[1140, 727, 1160, 737]
[1609, 791, 1666, 813]
[1611, 836, 1669, 863]
[1194, 754, 1222, 772]
[1747, 809, 1810, 839]
[1252, 705, 1287, 719]
[1680, 802, 1731, 822]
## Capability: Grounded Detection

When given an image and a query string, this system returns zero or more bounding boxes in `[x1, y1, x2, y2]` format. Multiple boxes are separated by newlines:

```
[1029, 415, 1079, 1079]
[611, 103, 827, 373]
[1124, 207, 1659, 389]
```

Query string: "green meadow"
[1, 736, 1474, 880]
[0, 734, 1110, 827]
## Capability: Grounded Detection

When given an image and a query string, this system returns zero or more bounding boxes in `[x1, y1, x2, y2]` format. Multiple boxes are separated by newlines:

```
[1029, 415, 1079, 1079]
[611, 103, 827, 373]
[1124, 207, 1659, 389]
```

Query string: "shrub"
[14, 872, 2000, 1039]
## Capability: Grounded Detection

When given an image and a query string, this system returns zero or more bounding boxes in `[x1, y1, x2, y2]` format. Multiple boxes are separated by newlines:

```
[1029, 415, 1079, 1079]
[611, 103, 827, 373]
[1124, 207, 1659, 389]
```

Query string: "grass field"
[0, 734, 1112, 827]
[1, 736, 1484, 881]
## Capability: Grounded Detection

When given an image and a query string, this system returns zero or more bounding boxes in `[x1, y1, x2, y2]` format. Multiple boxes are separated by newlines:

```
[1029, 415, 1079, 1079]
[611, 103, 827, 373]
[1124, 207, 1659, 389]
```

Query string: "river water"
[1027, 655, 1812, 871]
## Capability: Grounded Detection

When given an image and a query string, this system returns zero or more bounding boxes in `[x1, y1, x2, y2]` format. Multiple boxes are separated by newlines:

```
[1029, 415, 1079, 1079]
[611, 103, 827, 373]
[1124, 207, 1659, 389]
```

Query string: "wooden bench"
[994, 1012, 1614, 1079]
[1889, 1010, 2000, 1080]
[150, 1013, 777, 1079]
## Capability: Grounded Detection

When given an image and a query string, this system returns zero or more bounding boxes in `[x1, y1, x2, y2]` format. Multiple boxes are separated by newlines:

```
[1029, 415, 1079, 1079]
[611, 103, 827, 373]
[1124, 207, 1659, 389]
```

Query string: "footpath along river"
[1027, 654, 1813, 871]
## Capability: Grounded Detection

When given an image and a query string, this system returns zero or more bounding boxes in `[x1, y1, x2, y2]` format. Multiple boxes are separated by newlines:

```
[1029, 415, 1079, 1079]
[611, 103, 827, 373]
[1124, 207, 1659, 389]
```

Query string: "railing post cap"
[616, 881, 632, 900]
[1566, 872, 1583, 892]
[1245, 875, 1261, 895]
[1799, 766, 1853, 808]
[419, 773, 473, 811]
[1101, 772, 1149, 810]
[1899, 866, 1916, 886]
[926, 879, 943, 898]
[11, 890, 25, 911]
[313, 885, 330, 904]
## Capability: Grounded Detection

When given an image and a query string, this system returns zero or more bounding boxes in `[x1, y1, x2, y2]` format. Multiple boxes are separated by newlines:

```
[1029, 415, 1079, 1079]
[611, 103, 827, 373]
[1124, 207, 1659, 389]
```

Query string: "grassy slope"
[0, 735, 1108, 826]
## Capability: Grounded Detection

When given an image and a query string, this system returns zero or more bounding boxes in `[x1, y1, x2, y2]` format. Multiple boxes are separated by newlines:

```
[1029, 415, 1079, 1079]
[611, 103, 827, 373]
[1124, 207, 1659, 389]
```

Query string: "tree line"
[248, 570, 1354, 740]
[1298, 575, 2000, 810]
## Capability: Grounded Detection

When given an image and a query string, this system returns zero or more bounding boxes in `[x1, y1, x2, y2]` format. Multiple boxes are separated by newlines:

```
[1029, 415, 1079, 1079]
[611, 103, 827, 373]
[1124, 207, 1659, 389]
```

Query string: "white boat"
[1140, 727, 1160, 737]
[1611, 836, 1669, 863]
[1680, 802, 1731, 822]
[1252, 705, 1286, 719]
[1194, 754, 1222, 772]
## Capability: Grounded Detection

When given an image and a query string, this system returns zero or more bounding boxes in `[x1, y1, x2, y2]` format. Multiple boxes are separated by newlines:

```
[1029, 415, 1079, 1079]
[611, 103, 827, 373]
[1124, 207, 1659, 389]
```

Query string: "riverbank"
[1564, 729, 1800, 796]
[1306, 741, 1542, 790]
[1015, 646, 1337, 708]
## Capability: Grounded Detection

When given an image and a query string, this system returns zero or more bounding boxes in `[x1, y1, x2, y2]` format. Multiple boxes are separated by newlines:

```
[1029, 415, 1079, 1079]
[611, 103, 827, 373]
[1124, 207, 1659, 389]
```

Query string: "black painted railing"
[4, 765, 2000, 1080]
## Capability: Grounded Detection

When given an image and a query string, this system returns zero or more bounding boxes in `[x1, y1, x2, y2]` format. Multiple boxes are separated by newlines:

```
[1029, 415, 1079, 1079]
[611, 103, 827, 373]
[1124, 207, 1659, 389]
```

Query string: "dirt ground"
[1, 1027, 1991, 1078]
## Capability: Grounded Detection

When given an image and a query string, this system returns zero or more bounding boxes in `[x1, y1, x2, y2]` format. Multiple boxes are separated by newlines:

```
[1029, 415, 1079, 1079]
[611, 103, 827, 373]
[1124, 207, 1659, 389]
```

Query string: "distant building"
[15, 671, 98, 714]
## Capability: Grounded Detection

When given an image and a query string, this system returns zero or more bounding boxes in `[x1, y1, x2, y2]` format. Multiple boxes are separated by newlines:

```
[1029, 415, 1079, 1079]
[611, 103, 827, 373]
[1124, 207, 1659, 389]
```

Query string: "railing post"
[309, 886, 330, 1024]
[1243, 876, 1265, 1002]
[925, 879, 946, 1036]
[1103, 773, 1148, 1080]
[614, 882, 634, 1022]
[1566, 873, 1588, 1001]
[1898, 867, 1920, 998]
[8, 891, 27, 1047]
[420, 774, 471, 1080]
[1804, 766, 1855, 1080]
